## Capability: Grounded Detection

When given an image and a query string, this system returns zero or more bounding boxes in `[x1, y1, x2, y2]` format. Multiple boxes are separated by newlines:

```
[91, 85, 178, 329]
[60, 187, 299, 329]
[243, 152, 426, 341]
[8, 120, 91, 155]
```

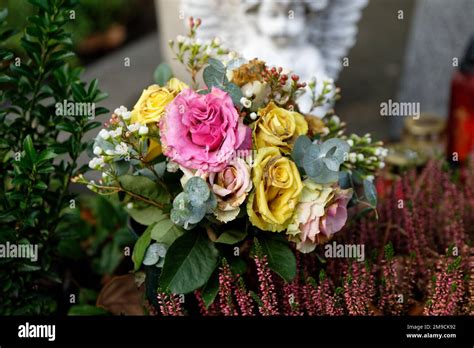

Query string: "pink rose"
[160, 87, 250, 172]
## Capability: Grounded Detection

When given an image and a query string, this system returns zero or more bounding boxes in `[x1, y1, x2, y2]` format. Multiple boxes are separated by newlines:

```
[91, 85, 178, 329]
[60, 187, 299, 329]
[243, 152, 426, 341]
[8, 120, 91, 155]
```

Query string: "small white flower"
[102, 172, 109, 179]
[105, 149, 115, 156]
[347, 139, 354, 147]
[250, 112, 257, 120]
[212, 37, 221, 46]
[138, 125, 149, 135]
[126, 202, 134, 209]
[114, 142, 129, 156]
[113, 105, 127, 117]
[357, 154, 364, 162]
[195, 38, 202, 46]
[379, 162, 386, 169]
[166, 160, 179, 173]
[331, 115, 340, 126]
[177, 35, 185, 43]
[88, 157, 104, 169]
[381, 148, 389, 157]
[127, 122, 140, 132]
[349, 153, 357, 164]
[122, 111, 131, 120]
[239, 97, 251, 109]
[109, 127, 123, 138]
[99, 129, 110, 140]
[93, 146, 102, 156]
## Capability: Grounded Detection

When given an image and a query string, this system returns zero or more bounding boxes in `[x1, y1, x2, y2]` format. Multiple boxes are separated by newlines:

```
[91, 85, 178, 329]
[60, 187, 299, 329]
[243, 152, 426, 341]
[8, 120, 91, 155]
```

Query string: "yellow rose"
[254, 102, 308, 154]
[143, 139, 162, 162]
[130, 78, 188, 124]
[247, 147, 303, 232]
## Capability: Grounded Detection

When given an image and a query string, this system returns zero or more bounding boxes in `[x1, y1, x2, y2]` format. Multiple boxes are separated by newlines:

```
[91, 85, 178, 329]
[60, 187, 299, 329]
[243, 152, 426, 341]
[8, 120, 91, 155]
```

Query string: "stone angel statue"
[180, 0, 368, 82]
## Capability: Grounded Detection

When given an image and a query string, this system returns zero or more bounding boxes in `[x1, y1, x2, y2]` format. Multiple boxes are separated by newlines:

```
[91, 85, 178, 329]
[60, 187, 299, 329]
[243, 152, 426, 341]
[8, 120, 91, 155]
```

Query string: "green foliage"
[159, 231, 219, 294]
[153, 62, 173, 86]
[170, 177, 217, 230]
[118, 174, 170, 205]
[252, 235, 296, 282]
[363, 179, 377, 207]
[200, 267, 219, 308]
[215, 230, 247, 245]
[0, 0, 108, 315]
[293, 135, 349, 184]
[202, 58, 243, 107]
[132, 225, 152, 271]
[150, 217, 184, 246]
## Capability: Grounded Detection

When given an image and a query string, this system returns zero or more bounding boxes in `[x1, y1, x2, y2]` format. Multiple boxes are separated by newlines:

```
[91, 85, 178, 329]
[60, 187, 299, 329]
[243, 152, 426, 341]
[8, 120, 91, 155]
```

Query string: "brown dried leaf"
[96, 274, 145, 315]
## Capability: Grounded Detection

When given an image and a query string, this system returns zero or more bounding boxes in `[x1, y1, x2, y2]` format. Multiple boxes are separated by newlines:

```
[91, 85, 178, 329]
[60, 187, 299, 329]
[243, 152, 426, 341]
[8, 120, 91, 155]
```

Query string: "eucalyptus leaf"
[320, 138, 350, 164]
[185, 177, 210, 206]
[292, 135, 312, 168]
[143, 243, 167, 266]
[153, 63, 173, 86]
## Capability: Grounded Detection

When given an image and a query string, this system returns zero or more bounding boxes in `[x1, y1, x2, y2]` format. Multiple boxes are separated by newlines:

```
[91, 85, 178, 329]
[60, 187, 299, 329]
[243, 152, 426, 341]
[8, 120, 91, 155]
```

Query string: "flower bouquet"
[77, 18, 386, 312]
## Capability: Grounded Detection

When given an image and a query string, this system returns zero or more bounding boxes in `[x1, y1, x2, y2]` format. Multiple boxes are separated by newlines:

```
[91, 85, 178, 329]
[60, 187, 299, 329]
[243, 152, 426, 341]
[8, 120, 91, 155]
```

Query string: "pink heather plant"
[160, 87, 250, 172]
[151, 157, 473, 317]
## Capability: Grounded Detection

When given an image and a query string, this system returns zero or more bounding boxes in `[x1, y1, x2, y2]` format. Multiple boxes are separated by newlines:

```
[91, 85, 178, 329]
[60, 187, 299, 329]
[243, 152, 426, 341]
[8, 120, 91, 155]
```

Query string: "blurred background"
[4, 0, 472, 144]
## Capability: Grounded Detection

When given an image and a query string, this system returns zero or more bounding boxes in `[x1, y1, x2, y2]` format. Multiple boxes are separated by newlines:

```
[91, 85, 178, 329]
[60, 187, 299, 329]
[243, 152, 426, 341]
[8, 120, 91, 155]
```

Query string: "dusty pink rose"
[287, 180, 352, 253]
[160, 87, 250, 172]
[209, 157, 252, 223]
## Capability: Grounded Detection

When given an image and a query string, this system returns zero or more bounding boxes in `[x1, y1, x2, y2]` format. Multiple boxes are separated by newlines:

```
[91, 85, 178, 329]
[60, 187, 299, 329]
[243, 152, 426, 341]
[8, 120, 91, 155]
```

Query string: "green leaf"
[23, 135, 36, 162]
[28, 0, 50, 11]
[33, 181, 47, 190]
[153, 63, 173, 86]
[132, 226, 152, 271]
[160, 232, 219, 294]
[256, 236, 296, 282]
[200, 267, 219, 308]
[292, 135, 312, 168]
[215, 230, 247, 245]
[128, 205, 165, 226]
[119, 174, 169, 204]
[0, 8, 8, 22]
[68, 304, 108, 316]
[363, 179, 377, 207]
[185, 176, 210, 205]
[150, 218, 184, 246]
[320, 138, 350, 164]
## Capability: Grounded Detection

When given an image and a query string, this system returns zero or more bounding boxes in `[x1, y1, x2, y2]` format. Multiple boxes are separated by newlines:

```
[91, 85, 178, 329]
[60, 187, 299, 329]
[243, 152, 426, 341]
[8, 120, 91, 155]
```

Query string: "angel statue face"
[254, 1, 307, 46]
[252, 0, 330, 46]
